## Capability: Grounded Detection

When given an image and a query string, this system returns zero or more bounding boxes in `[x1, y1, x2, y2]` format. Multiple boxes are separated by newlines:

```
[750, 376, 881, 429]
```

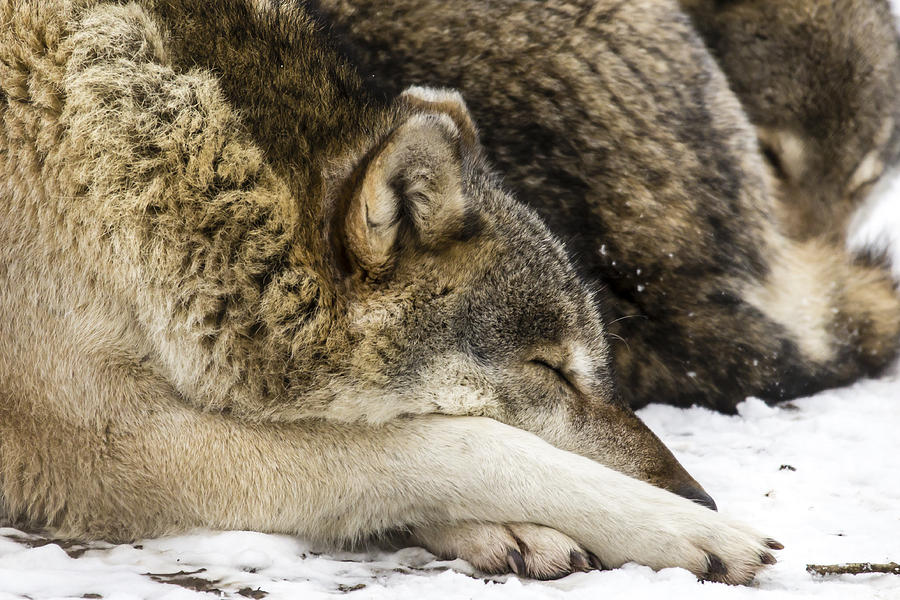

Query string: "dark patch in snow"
[147, 568, 223, 595]
[0, 528, 108, 559]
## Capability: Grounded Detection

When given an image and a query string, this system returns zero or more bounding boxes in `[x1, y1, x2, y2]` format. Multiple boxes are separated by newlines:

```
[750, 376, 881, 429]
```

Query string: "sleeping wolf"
[682, 0, 900, 242]
[319, 0, 900, 413]
[0, 0, 780, 585]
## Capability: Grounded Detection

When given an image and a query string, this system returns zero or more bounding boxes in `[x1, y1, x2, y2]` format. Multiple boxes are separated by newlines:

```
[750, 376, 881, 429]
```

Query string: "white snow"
[4, 8, 900, 600]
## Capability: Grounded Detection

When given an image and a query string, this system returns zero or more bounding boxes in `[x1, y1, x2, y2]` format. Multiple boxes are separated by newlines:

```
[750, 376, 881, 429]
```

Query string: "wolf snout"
[674, 483, 718, 511]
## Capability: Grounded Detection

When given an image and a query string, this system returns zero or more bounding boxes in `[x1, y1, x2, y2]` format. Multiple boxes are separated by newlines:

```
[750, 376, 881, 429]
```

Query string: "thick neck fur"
[147, 0, 392, 174]
[0, 0, 397, 420]
[144, 0, 398, 252]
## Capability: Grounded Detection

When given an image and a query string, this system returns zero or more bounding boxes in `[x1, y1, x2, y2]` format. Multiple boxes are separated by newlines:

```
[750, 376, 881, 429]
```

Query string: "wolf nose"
[675, 484, 718, 511]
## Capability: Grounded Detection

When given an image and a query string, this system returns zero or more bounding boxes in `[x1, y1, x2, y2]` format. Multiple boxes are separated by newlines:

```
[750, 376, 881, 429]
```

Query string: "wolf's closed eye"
[529, 358, 577, 392]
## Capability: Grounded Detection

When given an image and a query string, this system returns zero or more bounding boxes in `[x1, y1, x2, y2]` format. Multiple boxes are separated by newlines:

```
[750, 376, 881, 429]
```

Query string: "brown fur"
[681, 0, 900, 242]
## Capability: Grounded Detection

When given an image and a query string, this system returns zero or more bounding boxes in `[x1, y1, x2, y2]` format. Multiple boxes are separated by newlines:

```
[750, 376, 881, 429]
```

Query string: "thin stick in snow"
[806, 562, 900, 576]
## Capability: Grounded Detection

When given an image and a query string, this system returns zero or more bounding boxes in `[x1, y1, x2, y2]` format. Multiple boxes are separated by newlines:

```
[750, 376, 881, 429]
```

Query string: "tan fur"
[745, 239, 846, 364]
[744, 234, 900, 366]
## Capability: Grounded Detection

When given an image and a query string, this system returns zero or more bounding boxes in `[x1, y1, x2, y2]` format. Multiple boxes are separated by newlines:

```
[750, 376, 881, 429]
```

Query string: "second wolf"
[320, 0, 900, 412]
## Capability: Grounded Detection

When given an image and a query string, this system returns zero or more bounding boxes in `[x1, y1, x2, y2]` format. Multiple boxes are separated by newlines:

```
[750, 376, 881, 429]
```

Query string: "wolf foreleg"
[1, 392, 777, 584]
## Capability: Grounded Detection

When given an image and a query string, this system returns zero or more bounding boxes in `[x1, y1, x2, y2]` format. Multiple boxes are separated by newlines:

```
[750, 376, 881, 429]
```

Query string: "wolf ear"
[399, 86, 479, 149]
[345, 91, 477, 277]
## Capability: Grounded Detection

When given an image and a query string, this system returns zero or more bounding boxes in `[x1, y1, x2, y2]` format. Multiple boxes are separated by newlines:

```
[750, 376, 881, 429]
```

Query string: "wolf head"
[322, 87, 715, 509]
[682, 0, 900, 240]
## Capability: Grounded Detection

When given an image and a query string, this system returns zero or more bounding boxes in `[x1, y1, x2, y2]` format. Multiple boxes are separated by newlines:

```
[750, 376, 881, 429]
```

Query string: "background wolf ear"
[400, 86, 480, 149]
[344, 109, 471, 278]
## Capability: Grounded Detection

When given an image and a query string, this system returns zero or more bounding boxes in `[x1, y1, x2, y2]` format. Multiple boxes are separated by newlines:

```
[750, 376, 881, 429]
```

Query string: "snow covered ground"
[3, 6, 900, 600]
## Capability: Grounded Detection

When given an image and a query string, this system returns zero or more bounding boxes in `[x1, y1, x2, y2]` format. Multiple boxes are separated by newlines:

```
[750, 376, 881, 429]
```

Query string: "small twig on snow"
[807, 562, 900, 576]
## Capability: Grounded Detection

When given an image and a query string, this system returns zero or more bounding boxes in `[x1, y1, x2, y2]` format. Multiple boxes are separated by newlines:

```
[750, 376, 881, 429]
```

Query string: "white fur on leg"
[388, 417, 776, 585]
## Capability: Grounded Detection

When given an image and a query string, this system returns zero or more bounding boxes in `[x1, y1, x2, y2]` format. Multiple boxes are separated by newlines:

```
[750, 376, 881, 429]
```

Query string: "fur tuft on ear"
[344, 110, 469, 278]
[400, 86, 480, 149]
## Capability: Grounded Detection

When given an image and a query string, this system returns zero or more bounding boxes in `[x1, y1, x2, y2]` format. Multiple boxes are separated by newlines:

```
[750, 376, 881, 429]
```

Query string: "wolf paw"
[411, 521, 598, 580]
[689, 525, 782, 585]
[597, 507, 782, 585]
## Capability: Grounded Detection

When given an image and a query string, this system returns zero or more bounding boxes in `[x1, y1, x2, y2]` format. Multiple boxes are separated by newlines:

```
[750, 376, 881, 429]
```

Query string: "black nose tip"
[675, 484, 718, 511]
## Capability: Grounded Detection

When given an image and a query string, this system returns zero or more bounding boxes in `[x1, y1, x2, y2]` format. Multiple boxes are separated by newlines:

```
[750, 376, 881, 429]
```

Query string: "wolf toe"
[506, 523, 596, 579]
